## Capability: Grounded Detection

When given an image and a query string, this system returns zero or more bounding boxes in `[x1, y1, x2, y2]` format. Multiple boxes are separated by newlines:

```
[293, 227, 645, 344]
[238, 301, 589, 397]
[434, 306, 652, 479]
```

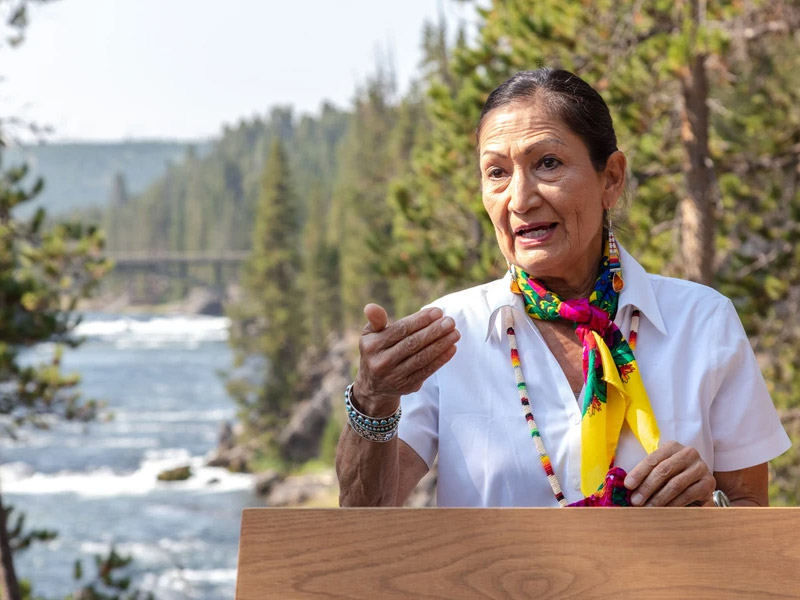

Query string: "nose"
[508, 166, 541, 214]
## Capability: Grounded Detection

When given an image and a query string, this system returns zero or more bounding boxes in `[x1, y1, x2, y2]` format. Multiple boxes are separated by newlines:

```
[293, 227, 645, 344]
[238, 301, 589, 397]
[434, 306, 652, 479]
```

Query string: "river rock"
[157, 465, 192, 481]
[276, 396, 328, 463]
[160, 287, 227, 316]
[217, 421, 234, 452]
[264, 470, 336, 507]
[206, 445, 252, 472]
[254, 469, 284, 496]
[276, 333, 356, 462]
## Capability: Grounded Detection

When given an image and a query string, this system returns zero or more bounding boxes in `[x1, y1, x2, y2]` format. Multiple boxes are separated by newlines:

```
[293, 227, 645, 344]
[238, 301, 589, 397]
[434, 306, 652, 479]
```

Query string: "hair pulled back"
[478, 68, 618, 172]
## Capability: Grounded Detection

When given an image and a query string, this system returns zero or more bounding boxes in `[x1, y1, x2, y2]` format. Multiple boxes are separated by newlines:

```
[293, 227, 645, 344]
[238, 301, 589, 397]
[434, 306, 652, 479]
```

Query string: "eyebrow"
[480, 137, 565, 159]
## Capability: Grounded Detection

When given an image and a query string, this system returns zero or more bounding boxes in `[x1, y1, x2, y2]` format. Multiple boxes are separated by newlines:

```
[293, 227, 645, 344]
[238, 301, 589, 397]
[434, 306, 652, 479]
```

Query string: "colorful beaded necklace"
[504, 305, 641, 507]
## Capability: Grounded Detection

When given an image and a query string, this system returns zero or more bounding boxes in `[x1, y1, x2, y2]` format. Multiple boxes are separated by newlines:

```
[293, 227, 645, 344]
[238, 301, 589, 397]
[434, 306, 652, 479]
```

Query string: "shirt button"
[570, 413, 580, 426]
[573, 478, 581, 491]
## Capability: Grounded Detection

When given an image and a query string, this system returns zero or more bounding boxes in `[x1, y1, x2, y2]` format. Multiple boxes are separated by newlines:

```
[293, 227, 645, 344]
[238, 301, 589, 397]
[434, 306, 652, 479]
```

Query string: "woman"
[335, 68, 791, 508]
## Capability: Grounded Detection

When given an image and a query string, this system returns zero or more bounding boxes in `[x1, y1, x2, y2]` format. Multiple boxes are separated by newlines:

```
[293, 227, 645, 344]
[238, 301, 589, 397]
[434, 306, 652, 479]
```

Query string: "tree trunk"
[0, 494, 21, 600]
[678, 3, 715, 285]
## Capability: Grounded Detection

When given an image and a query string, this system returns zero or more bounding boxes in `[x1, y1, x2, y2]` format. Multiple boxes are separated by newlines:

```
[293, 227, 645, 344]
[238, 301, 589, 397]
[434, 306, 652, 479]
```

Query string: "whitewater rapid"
[0, 312, 256, 599]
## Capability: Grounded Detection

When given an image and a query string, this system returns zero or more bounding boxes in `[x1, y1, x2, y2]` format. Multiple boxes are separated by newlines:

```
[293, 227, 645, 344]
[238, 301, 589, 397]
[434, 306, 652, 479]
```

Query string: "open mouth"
[515, 223, 557, 240]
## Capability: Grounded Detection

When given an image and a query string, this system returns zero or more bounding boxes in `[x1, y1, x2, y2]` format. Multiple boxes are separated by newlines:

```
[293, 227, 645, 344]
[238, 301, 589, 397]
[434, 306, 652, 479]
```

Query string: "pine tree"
[300, 179, 340, 340]
[227, 138, 304, 431]
[0, 3, 153, 593]
[328, 68, 399, 328]
[328, 65, 431, 328]
[109, 172, 129, 206]
[0, 152, 119, 600]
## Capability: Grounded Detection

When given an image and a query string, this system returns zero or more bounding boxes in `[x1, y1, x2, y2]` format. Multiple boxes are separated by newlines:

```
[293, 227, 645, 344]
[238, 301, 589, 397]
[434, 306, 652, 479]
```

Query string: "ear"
[601, 151, 627, 211]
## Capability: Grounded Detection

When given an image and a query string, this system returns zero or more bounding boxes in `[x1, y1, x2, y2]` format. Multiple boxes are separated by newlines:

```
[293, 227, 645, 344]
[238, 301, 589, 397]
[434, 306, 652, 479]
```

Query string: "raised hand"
[352, 303, 460, 416]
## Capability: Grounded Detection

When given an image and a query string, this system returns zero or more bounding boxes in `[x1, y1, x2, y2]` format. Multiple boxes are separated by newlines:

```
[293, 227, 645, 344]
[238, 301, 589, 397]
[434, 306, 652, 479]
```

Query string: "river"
[0, 313, 258, 599]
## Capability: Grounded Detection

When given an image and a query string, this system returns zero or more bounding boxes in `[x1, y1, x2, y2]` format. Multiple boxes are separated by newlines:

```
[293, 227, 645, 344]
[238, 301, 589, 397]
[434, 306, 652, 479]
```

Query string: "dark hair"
[477, 68, 618, 172]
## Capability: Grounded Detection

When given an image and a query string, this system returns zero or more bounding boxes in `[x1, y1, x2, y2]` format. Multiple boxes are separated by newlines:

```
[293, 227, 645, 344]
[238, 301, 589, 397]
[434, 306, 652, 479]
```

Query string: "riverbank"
[78, 285, 240, 317]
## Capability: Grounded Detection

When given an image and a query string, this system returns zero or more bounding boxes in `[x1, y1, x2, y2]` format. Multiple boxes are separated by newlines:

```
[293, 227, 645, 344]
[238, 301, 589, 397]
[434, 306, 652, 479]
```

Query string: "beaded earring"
[607, 218, 624, 293]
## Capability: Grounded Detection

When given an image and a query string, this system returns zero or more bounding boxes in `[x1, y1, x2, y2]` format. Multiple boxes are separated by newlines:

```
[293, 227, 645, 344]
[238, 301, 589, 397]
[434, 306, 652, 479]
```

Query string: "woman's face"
[478, 99, 625, 286]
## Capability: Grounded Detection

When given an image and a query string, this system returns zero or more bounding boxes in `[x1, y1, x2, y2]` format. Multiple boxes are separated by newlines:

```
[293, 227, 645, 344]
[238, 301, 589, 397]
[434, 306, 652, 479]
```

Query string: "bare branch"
[734, 240, 795, 279]
[739, 20, 791, 40]
[651, 218, 678, 237]
[781, 409, 800, 426]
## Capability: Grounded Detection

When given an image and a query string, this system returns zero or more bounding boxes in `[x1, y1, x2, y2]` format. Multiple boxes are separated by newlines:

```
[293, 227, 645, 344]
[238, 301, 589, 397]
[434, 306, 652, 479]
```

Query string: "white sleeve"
[397, 370, 439, 470]
[709, 299, 791, 471]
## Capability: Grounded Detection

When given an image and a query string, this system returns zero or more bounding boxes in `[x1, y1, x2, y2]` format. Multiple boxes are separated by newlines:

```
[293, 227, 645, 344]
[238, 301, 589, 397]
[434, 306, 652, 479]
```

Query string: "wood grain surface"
[236, 508, 800, 599]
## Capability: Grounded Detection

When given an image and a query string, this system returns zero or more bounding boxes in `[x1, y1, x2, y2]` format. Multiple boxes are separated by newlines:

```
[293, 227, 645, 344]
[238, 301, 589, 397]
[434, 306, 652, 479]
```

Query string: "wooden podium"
[236, 507, 800, 599]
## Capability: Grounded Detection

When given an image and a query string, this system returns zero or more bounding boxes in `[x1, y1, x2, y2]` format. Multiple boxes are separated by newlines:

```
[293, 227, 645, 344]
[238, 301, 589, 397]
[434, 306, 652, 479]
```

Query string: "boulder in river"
[206, 421, 253, 472]
[157, 465, 192, 481]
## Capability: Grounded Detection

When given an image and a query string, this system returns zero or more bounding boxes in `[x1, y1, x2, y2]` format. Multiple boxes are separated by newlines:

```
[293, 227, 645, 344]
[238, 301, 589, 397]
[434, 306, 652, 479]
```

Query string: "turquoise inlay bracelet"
[345, 383, 402, 442]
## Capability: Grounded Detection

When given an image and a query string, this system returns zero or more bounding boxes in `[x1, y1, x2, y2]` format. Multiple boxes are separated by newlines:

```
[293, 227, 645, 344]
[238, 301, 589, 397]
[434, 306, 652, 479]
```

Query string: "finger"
[665, 478, 715, 507]
[405, 343, 458, 392]
[394, 328, 460, 377]
[643, 461, 707, 507]
[629, 448, 693, 506]
[363, 303, 389, 333]
[381, 316, 457, 364]
[373, 307, 444, 350]
[624, 441, 682, 490]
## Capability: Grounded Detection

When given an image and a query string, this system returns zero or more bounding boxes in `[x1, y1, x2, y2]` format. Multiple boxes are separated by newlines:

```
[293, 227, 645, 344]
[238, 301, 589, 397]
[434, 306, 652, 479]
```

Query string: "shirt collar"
[616, 244, 667, 335]
[483, 270, 526, 341]
[483, 244, 667, 342]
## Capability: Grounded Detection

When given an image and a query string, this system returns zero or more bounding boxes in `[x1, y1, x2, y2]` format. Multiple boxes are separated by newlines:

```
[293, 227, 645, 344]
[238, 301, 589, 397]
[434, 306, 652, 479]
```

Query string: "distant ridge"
[3, 140, 211, 218]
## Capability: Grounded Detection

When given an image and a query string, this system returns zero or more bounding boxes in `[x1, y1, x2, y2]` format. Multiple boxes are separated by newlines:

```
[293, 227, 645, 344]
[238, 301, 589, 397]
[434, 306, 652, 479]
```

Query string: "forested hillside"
[5, 140, 204, 218]
[103, 105, 348, 256]
[96, 3, 799, 504]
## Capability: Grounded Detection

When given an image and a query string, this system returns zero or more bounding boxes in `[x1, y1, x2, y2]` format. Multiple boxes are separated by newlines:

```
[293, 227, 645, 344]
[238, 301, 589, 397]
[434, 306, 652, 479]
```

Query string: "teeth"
[519, 226, 553, 239]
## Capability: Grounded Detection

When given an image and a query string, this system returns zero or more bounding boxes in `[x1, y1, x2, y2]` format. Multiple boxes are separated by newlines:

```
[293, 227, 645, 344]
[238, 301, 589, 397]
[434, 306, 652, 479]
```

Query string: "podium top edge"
[241, 506, 799, 513]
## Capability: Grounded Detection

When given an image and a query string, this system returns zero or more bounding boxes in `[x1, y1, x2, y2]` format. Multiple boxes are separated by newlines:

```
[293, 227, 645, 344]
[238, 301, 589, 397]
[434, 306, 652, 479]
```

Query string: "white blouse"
[397, 246, 791, 507]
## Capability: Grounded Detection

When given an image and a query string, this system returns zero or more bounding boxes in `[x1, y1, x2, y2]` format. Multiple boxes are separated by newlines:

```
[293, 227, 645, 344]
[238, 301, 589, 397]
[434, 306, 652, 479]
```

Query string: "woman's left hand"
[624, 441, 716, 507]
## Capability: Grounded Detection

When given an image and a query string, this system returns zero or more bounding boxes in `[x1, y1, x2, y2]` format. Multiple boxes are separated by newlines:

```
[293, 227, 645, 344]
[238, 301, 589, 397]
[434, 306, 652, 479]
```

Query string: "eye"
[486, 167, 506, 179]
[538, 156, 562, 170]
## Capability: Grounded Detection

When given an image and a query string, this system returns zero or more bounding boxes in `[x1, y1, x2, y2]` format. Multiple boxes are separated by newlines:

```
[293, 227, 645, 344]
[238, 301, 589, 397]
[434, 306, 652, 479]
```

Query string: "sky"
[1, 0, 481, 142]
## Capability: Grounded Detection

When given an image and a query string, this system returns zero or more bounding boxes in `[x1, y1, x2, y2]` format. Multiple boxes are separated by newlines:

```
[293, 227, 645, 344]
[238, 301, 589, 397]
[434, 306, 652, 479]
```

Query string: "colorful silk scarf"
[566, 466, 633, 507]
[510, 240, 660, 496]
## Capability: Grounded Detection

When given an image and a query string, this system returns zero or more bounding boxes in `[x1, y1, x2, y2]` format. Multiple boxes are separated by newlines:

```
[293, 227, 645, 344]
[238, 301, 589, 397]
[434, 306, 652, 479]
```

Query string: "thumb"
[363, 303, 389, 333]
